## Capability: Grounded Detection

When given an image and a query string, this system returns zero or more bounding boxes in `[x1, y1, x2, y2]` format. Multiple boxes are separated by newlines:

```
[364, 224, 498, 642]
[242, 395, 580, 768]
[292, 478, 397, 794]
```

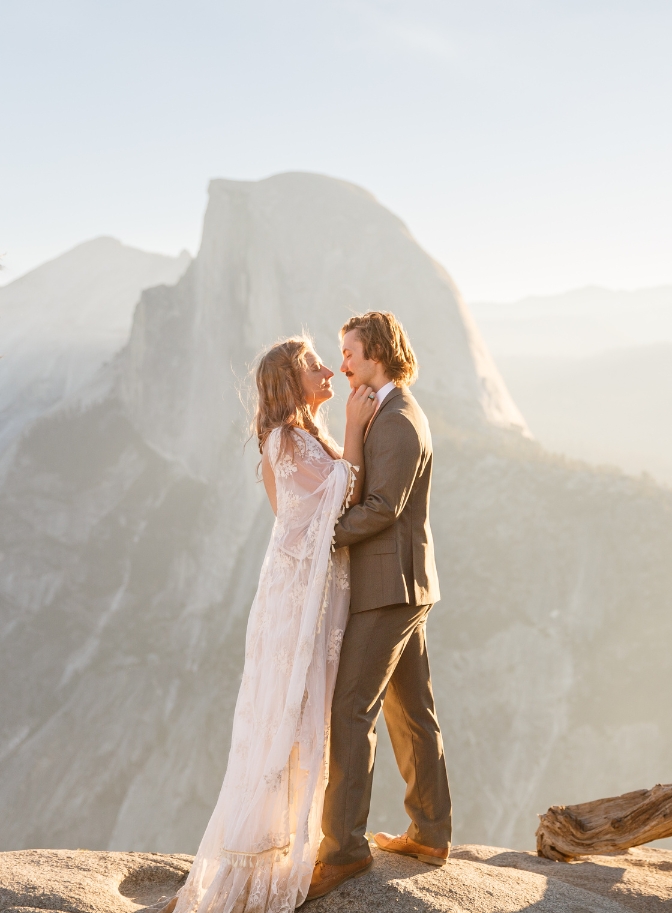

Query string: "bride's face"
[301, 349, 335, 409]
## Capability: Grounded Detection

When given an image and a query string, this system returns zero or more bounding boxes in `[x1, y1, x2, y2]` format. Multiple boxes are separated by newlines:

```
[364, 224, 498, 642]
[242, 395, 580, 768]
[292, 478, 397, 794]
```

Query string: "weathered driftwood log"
[536, 783, 672, 861]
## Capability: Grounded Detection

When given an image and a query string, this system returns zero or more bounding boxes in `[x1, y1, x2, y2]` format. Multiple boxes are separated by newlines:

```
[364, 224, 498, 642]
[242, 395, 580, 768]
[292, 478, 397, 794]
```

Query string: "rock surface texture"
[2, 846, 672, 912]
[0, 850, 192, 913]
[1, 174, 672, 854]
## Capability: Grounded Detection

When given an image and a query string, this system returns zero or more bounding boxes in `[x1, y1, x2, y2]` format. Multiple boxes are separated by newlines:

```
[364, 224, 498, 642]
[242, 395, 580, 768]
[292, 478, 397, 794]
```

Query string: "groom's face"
[340, 330, 377, 390]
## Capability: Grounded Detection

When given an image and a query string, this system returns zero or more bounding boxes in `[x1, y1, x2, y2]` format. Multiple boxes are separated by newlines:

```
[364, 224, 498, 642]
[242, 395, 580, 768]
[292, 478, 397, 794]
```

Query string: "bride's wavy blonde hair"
[253, 336, 334, 456]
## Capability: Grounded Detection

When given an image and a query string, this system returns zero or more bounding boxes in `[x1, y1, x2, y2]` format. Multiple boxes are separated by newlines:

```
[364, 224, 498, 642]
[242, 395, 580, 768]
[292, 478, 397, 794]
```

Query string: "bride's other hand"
[346, 385, 376, 430]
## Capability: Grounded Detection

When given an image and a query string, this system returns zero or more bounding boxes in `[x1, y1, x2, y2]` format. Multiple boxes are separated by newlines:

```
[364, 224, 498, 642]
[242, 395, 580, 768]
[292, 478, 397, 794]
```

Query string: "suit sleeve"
[333, 411, 422, 548]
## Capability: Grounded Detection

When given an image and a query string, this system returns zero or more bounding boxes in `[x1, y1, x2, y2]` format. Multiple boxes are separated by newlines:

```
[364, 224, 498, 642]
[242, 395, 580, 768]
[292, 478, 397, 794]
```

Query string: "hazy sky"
[2, 0, 671, 300]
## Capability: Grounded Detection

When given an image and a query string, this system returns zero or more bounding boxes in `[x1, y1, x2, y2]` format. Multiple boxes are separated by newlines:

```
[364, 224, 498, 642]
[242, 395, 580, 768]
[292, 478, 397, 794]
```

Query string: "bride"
[168, 336, 376, 913]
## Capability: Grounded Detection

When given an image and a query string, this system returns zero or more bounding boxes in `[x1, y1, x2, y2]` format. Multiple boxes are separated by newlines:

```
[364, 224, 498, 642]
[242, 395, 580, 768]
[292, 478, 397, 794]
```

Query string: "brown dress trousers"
[319, 386, 452, 865]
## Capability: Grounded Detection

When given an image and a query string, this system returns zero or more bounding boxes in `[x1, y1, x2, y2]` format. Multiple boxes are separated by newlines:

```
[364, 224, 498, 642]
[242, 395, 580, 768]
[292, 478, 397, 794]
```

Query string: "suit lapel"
[364, 385, 403, 443]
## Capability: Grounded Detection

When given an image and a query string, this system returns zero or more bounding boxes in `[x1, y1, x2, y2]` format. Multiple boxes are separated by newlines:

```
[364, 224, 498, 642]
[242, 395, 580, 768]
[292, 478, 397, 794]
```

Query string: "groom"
[307, 311, 452, 901]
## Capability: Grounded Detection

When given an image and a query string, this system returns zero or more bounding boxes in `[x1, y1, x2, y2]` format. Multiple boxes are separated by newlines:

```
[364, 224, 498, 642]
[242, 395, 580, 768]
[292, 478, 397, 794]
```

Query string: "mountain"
[469, 287, 672, 486]
[0, 237, 191, 457]
[0, 173, 670, 855]
[120, 174, 527, 485]
[470, 286, 672, 358]
[495, 345, 672, 486]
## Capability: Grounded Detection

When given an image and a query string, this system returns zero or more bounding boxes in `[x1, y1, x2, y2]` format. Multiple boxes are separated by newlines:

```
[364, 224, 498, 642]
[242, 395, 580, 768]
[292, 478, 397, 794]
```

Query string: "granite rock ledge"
[1, 844, 672, 912]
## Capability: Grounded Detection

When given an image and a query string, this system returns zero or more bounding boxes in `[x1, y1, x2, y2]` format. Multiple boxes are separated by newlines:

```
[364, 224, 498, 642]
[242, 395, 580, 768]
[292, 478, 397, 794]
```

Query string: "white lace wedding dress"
[175, 427, 355, 913]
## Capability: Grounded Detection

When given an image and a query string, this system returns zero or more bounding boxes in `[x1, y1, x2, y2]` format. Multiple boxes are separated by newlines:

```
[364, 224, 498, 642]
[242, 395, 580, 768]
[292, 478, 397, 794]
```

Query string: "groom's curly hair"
[340, 311, 418, 386]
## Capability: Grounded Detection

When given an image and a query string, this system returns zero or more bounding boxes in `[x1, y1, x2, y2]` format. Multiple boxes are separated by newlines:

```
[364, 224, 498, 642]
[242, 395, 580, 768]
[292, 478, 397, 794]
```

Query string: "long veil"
[175, 428, 353, 913]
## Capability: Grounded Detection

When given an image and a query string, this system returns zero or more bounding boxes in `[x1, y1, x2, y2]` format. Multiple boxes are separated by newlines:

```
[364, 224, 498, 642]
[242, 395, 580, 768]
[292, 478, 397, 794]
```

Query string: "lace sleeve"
[271, 428, 354, 557]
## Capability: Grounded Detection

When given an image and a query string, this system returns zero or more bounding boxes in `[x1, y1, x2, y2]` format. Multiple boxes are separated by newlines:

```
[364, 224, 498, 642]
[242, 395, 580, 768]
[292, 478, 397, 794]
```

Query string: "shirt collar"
[375, 380, 397, 406]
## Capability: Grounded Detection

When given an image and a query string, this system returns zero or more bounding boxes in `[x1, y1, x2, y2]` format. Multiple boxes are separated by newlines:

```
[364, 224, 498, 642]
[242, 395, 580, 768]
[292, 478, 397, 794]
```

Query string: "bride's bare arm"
[342, 384, 376, 505]
[261, 445, 278, 515]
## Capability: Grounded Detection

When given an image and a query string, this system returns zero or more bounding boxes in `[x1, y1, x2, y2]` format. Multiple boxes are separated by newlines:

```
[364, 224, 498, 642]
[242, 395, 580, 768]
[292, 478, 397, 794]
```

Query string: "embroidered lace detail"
[323, 724, 332, 782]
[304, 515, 320, 555]
[277, 487, 301, 520]
[333, 554, 349, 591]
[274, 453, 297, 479]
[286, 703, 301, 732]
[221, 838, 290, 868]
[276, 648, 292, 674]
[316, 557, 332, 633]
[296, 430, 330, 463]
[274, 549, 296, 571]
[327, 628, 344, 664]
[297, 637, 313, 660]
[289, 580, 308, 611]
[234, 737, 251, 758]
[331, 461, 358, 551]
[259, 714, 278, 744]
[237, 701, 255, 723]
[263, 768, 285, 792]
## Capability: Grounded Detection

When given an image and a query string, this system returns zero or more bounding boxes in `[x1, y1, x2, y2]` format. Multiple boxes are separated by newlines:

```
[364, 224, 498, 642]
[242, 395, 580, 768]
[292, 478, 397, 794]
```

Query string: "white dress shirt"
[375, 380, 397, 407]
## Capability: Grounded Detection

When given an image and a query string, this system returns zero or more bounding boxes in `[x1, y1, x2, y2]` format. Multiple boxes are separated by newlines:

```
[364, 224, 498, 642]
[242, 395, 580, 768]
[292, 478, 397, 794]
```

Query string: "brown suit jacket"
[333, 386, 440, 613]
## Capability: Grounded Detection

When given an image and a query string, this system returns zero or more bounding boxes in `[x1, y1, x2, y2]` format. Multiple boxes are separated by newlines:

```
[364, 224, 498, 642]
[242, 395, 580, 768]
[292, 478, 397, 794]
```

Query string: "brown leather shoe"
[374, 831, 449, 866]
[304, 855, 373, 901]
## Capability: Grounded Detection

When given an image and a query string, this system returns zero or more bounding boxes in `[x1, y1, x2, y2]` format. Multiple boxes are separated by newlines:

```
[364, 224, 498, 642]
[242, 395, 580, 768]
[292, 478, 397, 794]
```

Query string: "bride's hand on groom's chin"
[346, 385, 376, 429]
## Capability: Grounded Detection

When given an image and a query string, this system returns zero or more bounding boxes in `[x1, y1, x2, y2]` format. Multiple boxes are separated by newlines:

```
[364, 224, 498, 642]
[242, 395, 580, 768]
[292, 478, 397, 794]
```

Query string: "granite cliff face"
[0, 237, 190, 458]
[120, 174, 526, 484]
[0, 173, 670, 855]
